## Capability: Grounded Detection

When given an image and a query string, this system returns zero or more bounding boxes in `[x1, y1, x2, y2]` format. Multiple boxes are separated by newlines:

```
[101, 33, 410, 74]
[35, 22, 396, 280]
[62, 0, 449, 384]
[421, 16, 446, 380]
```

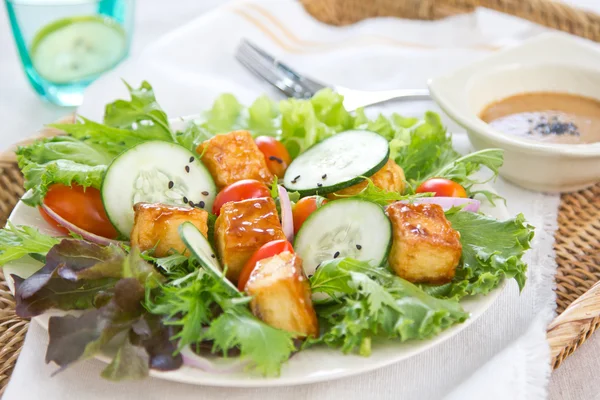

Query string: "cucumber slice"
[102, 141, 216, 237]
[179, 222, 239, 296]
[294, 198, 392, 276]
[283, 130, 389, 196]
[30, 15, 127, 83]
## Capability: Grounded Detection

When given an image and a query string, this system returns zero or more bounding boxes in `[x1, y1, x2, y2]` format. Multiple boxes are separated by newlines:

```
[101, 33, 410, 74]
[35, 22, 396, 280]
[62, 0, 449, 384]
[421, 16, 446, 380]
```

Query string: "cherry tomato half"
[292, 196, 327, 235]
[415, 178, 467, 198]
[255, 136, 291, 178]
[39, 183, 118, 238]
[237, 239, 294, 291]
[212, 179, 271, 215]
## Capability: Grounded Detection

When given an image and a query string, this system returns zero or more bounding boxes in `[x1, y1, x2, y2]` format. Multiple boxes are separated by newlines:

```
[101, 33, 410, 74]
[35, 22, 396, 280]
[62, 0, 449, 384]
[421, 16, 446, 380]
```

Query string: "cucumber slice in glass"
[30, 15, 127, 84]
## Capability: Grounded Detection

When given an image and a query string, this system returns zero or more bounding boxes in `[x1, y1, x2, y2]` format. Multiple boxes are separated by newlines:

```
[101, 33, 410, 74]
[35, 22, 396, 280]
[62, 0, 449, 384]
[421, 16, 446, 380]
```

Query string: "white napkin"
[4, 1, 561, 399]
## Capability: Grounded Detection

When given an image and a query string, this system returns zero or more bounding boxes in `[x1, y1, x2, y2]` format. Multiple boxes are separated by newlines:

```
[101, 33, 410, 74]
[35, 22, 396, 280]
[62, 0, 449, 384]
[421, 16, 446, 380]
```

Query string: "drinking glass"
[5, 0, 135, 106]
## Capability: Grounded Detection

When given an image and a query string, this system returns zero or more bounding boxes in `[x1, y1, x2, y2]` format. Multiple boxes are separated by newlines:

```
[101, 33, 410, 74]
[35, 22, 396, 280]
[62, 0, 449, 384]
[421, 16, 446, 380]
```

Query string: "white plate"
[4, 181, 508, 387]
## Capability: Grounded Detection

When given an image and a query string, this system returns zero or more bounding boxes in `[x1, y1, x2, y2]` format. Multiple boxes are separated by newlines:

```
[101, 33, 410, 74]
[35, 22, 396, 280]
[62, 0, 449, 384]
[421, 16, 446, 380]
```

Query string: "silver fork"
[235, 39, 430, 111]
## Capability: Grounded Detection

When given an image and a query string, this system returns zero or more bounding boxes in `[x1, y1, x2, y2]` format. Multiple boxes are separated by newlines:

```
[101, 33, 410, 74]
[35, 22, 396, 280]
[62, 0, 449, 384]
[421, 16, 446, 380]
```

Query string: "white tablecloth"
[0, 0, 599, 399]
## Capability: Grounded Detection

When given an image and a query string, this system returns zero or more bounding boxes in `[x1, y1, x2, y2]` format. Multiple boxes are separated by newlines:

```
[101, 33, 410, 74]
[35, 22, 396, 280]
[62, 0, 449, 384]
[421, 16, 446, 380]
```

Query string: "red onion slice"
[404, 197, 481, 212]
[180, 345, 248, 374]
[278, 185, 294, 242]
[40, 204, 123, 246]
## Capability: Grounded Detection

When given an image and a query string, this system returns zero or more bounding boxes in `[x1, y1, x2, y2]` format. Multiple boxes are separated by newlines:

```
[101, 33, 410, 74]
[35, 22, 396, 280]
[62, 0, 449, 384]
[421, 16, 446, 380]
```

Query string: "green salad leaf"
[20, 159, 106, 206]
[0, 223, 60, 266]
[309, 258, 468, 355]
[16, 136, 113, 167]
[49, 117, 144, 155]
[206, 307, 296, 376]
[331, 178, 432, 206]
[104, 81, 173, 142]
[147, 267, 296, 376]
[421, 210, 535, 300]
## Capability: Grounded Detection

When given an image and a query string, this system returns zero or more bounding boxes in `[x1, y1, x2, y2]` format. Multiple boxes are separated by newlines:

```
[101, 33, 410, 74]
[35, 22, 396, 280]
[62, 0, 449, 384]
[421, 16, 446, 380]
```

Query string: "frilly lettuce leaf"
[421, 211, 535, 300]
[20, 159, 106, 206]
[147, 267, 295, 376]
[0, 222, 60, 266]
[103, 80, 173, 142]
[309, 258, 468, 355]
[16, 136, 113, 167]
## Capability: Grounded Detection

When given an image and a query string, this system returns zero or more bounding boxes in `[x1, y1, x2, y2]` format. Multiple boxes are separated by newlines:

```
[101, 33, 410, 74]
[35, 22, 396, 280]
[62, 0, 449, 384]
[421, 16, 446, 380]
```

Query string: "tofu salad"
[0, 82, 534, 379]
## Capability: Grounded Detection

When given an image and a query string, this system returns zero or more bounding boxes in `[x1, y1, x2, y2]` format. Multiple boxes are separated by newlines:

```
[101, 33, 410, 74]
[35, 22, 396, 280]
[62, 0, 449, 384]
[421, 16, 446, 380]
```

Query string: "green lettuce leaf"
[331, 178, 432, 206]
[49, 116, 144, 155]
[175, 122, 214, 153]
[422, 211, 535, 300]
[20, 159, 106, 206]
[103, 81, 173, 142]
[0, 222, 60, 266]
[16, 136, 113, 167]
[309, 258, 468, 355]
[205, 307, 296, 376]
[147, 266, 296, 376]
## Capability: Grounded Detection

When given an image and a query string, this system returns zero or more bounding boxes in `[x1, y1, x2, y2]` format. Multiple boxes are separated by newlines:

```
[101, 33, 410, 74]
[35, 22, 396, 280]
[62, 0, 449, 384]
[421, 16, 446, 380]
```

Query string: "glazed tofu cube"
[328, 159, 405, 199]
[197, 130, 274, 190]
[131, 202, 209, 257]
[214, 197, 286, 281]
[246, 251, 319, 338]
[386, 202, 461, 284]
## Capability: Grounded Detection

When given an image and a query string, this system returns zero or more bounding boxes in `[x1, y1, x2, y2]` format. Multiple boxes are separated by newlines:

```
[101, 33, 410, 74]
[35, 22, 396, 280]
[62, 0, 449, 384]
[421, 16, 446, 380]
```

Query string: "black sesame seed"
[317, 183, 323, 187]
[211, 254, 216, 259]
[201, 191, 209, 196]
[294, 175, 301, 181]
[322, 174, 327, 179]
[308, 274, 313, 278]
[189, 156, 195, 163]
[198, 201, 205, 209]
[185, 165, 190, 173]
[356, 244, 362, 250]
[188, 200, 195, 207]
[333, 251, 340, 259]
[168, 181, 174, 189]
[316, 262, 322, 270]
[183, 196, 188, 204]
[269, 155, 283, 164]
[291, 179, 297, 184]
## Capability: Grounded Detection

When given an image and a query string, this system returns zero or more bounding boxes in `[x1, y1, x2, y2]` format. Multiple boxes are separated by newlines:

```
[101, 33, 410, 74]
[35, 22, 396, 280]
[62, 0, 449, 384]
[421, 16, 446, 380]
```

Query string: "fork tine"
[236, 42, 314, 99]
[238, 39, 326, 94]
[236, 46, 300, 98]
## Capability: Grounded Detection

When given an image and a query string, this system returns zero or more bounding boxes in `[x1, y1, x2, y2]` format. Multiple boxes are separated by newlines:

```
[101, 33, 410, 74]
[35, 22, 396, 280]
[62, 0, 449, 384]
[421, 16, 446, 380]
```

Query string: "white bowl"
[428, 32, 600, 193]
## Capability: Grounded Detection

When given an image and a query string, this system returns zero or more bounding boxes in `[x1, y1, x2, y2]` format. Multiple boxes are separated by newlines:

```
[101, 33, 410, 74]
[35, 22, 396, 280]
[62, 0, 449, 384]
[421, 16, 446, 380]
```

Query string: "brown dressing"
[479, 92, 600, 144]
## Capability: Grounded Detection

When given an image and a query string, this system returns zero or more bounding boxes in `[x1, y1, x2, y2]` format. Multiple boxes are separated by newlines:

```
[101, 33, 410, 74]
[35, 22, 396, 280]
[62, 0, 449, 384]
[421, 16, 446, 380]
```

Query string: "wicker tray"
[0, 0, 600, 394]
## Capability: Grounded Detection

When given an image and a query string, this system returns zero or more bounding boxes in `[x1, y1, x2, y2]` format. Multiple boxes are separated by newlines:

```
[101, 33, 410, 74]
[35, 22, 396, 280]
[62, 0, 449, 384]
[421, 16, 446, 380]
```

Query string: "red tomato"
[40, 184, 118, 238]
[415, 178, 468, 198]
[212, 179, 271, 215]
[237, 239, 294, 291]
[292, 196, 327, 235]
[255, 136, 291, 178]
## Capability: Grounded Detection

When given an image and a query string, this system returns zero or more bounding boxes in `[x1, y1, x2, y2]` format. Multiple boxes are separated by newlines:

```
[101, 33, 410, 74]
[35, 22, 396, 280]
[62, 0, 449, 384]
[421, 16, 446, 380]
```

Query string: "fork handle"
[336, 88, 431, 111]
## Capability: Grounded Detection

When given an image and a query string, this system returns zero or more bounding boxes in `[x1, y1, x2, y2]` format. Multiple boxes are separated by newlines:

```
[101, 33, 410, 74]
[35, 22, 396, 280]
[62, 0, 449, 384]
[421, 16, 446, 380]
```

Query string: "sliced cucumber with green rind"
[31, 15, 127, 83]
[294, 198, 392, 276]
[179, 222, 239, 296]
[102, 141, 216, 237]
[283, 130, 389, 196]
